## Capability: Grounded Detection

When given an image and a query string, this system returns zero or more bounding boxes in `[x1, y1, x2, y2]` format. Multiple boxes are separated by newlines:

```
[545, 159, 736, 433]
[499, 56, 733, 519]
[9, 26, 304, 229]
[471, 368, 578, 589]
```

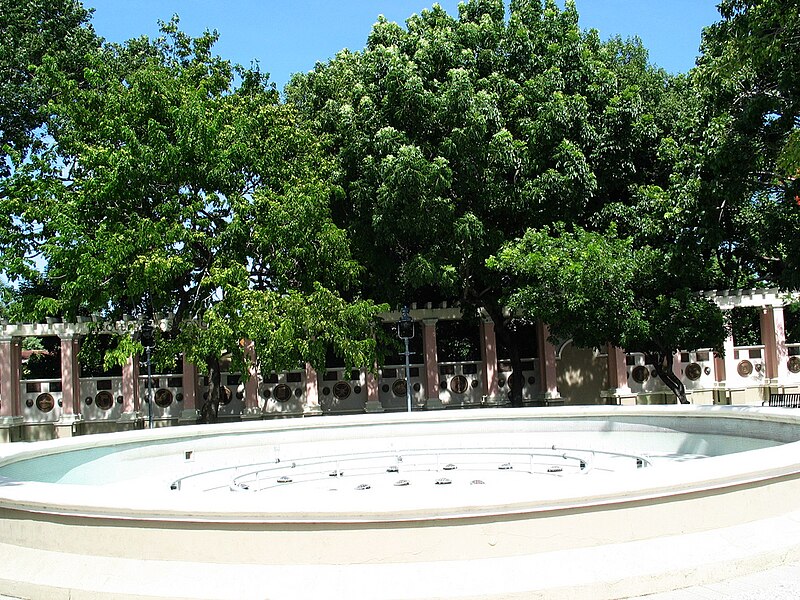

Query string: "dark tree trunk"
[199, 354, 222, 423]
[648, 351, 689, 404]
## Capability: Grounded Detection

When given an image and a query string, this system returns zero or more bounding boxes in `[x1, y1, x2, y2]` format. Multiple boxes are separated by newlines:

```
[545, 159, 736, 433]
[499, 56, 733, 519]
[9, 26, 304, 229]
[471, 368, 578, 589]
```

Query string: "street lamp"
[397, 306, 415, 412]
[140, 320, 156, 429]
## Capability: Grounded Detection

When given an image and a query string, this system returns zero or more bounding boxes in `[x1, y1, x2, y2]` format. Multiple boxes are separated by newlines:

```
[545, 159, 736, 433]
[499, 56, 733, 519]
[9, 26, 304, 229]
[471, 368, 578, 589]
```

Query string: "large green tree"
[694, 0, 800, 288]
[287, 0, 697, 404]
[0, 0, 98, 177]
[2, 21, 384, 420]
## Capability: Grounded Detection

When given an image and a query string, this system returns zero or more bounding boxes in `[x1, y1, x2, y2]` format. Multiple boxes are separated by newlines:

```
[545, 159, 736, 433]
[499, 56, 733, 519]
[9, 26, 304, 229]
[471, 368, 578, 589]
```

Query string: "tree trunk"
[200, 354, 222, 423]
[648, 351, 689, 404]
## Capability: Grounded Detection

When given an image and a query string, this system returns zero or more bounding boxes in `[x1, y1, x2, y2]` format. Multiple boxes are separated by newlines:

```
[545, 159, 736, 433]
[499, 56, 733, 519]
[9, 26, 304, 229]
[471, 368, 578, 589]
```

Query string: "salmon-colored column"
[606, 345, 629, 391]
[60, 334, 81, 415]
[0, 337, 21, 417]
[422, 319, 442, 409]
[761, 306, 788, 382]
[480, 319, 501, 401]
[122, 354, 140, 413]
[181, 355, 197, 411]
[715, 327, 735, 384]
[178, 354, 200, 424]
[365, 365, 382, 413]
[243, 340, 259, 413]
[536, 321, 560, 400]
[304, 363, 321, 415]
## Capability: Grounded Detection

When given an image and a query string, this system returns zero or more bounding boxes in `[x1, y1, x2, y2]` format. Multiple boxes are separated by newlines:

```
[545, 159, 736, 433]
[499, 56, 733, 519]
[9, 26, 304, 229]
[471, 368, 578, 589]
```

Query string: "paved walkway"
[0, 562, 798, 599]
[637, 562, 800, 599]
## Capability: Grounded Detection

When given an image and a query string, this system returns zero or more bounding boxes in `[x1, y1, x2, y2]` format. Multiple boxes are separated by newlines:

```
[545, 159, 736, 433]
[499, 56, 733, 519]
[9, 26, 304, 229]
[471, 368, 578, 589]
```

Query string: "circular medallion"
[685, 363, 702, 381]
[333, 381, 352, 400]
[36, 393, 54, 413]
[631, 365, 649, 384]
[391, 379, 407, 397]
[737, 360, 754, 377]
[155, 388, 173, 408]
[788, 356, 800, 374]
[95, 391, 114, 410]
[449, 375, 468, 395]
[273, 384, 292, 402]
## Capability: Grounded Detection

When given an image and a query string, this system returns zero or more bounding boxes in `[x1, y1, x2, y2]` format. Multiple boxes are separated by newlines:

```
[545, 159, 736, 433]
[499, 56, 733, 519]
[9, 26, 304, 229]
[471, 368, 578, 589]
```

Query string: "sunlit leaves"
[4, 18, 385, 379]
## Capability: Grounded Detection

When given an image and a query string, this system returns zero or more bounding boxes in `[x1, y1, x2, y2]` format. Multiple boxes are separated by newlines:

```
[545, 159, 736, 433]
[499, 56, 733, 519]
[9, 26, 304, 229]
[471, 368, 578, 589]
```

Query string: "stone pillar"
[0, 336, 22, 418]
[117, 353, 141, 429]
[304, 363, 322, 416]
[0, 336, 22, 441]
[422, 319, 442, 410]
[57, 334, 83, 436]
[480, 319, 505, 405]
[715, 333, 733, 385]
[179, 355, 200, 425]
[365, 366, 383, 413]
[536, 321, 561, 403]
[601, 345, 635, 405]
[761, 305, 788, 384]
[242, 340, 261, 420]
[121, 354, 139, 413]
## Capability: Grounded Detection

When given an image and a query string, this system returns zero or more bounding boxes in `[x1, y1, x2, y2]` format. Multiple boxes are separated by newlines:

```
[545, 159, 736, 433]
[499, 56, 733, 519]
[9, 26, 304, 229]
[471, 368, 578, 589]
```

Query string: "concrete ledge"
[1, 407, 800, 599]
[0, 510, 799, 600]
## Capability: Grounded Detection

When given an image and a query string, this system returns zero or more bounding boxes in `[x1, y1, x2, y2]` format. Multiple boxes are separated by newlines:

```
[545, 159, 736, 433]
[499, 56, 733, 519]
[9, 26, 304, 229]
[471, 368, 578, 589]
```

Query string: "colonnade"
[0, 290, 796, 441]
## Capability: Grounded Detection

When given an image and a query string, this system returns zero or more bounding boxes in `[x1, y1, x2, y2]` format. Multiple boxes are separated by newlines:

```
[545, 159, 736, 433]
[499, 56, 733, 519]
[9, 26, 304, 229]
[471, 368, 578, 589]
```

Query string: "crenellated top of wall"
[1, 288, 798, 339]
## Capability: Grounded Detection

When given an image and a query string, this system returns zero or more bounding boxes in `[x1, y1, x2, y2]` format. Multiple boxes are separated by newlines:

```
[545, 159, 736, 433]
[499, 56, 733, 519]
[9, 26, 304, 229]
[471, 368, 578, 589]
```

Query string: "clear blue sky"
[87, 1, 722, 90]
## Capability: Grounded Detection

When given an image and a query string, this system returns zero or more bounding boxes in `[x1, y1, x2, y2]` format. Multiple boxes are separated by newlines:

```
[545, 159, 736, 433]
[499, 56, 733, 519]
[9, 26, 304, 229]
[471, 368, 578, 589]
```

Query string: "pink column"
[0, 337, 21, 418]
[243, 340, 260, 413]
[304, 363, 321, 415]
[181, 355, 197, 411]
[421, 319, 442, 409]
[122, 354, 140, 413]
[480, 319, 501, 400]
[715, 328, 735, 384]
[178, 355, 200, 424]
[365, 365, 382, 413]
[536, 321, 559, 400]
[761, 306, 788, 382]
[606, 345, 629, 391]
[60, 334, 81, 415]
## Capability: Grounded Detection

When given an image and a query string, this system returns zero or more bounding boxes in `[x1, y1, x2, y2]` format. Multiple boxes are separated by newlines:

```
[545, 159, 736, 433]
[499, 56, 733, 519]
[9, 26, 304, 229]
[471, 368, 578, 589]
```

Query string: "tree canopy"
[287, 0, 724, 403]
[0, 0, 98, 177]
[488, 224, 725, 402]
[694, 0, 800, 288]
[1, 19, 384, 418]
[2, 0, 798, 409]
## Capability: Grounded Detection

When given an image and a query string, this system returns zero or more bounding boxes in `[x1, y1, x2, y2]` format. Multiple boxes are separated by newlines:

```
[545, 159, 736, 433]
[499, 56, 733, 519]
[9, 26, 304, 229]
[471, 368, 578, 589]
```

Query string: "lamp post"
[140, 320, 155, 429]
[397, 306, 415, 412]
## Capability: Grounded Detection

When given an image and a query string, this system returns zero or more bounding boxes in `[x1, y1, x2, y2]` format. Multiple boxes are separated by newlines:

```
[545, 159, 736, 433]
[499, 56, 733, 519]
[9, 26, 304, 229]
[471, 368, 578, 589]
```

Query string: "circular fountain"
[1, 405, 800, 599]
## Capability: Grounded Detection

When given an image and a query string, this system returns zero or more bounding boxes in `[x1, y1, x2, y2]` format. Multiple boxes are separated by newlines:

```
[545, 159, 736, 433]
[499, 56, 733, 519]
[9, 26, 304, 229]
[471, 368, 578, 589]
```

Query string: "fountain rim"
[0, 405, 798, 525]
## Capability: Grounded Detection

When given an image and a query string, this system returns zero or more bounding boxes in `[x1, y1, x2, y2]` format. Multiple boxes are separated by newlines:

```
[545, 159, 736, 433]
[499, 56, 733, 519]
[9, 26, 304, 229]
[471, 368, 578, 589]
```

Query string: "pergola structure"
[0, 288, 797, 442]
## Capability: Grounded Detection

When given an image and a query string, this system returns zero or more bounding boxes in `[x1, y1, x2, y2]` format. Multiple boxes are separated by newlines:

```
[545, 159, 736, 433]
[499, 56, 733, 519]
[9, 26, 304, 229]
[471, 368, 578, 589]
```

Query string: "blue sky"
[87, 1, 721, 90]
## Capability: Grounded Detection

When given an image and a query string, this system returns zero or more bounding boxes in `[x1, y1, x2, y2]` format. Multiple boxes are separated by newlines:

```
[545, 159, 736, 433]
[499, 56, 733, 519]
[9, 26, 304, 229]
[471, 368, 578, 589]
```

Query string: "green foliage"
[436, 319, 482, 362]
[694, 0, 800, 288]
[0, 0, 98, 177]
[489, 224, 726, 357]
[287, 0, 728, 404]
[729, 306, 761, 347]
[287, 0, 675, 309]
[3, 20, 385, 388]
